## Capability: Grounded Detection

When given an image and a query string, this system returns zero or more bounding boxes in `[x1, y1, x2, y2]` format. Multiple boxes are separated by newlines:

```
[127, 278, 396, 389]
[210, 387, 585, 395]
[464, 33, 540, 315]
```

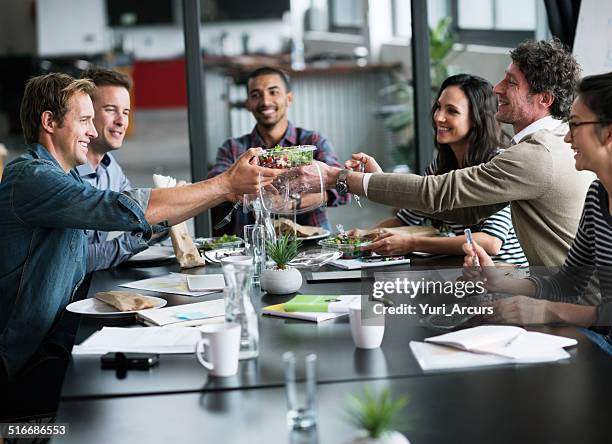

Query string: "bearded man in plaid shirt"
[208, 66, 348, 235]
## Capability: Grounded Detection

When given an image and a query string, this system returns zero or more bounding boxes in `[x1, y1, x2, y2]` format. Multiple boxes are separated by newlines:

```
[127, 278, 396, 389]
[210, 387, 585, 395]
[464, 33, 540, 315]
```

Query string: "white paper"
[186, 274, 226, 291]
[409, 341, 570, 371]
[138, 299, 226, 327]
[72, 326, 202, 355]
[329, 257, 411, 270]
[119, 273, 217, 297]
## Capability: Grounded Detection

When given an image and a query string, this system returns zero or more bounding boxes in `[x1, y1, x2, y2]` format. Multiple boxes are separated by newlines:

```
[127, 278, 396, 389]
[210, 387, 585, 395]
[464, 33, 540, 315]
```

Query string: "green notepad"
[283, 295, 360, 313]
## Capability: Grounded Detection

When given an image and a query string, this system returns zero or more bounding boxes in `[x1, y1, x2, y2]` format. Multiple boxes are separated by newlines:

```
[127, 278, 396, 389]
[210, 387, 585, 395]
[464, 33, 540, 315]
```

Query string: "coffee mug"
[349, 302, 385, 349]
[195, 323, 241, 377]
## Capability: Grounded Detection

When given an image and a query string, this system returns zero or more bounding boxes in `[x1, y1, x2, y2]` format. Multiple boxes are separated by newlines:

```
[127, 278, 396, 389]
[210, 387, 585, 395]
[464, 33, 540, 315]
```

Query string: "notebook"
[424, 325, 577, 360]
[137, 299, 226, 327]
[283, 295, 360, 313]
[262, 303, 347, 323]
[409, 341, 571, 371]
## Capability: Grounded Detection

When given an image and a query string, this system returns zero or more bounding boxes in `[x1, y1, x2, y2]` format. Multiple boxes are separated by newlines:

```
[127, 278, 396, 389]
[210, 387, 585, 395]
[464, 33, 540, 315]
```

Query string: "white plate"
[126, 246, 176, 262]
[204, 248, 246, 264]
[66, 296, 167, 317]
[295, 229, 331, 242]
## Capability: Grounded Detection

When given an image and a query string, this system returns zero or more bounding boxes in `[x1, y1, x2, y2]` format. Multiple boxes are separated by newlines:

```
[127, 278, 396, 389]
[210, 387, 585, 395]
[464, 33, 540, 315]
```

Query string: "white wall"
[37, 0, 108, 56]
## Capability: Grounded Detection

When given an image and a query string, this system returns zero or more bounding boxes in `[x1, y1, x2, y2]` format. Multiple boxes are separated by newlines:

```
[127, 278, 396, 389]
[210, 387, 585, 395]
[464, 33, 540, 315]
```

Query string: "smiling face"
[89, 85, 130, 154]
[245, 73, 293, 129]
[51, 92, 98, 170]
[493, 63, 544, 133]
[433, 85, 472, 150]
[564, 96, 612, 173]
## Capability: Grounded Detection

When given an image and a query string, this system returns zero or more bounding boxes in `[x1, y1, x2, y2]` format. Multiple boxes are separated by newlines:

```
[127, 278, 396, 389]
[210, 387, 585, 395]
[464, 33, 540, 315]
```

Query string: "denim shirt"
[0, 143, 152, 378]
[75, 153, 150, 272]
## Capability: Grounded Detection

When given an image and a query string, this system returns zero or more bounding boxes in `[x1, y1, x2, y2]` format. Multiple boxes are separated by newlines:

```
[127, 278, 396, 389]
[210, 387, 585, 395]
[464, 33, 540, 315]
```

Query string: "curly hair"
[510, 38, 581, 120]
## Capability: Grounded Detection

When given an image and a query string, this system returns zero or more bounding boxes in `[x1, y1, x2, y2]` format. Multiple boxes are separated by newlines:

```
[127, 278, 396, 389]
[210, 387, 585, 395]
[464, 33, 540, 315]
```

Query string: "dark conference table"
[53, 257, 611, 443]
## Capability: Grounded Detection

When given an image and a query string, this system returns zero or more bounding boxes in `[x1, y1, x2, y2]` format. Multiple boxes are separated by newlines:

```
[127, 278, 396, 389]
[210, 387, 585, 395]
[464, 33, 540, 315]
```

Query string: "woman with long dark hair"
[349, 74, 527, 265]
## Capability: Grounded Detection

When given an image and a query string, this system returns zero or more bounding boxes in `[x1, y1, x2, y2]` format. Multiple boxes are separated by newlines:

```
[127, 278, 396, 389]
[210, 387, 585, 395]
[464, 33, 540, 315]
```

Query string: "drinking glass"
[283, 352, 317, 430]
[244, 224, 266, 284]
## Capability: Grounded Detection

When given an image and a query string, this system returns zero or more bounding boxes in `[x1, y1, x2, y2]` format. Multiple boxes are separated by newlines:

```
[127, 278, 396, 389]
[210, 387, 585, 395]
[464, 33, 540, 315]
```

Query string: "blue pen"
[464, 228, 481, 267]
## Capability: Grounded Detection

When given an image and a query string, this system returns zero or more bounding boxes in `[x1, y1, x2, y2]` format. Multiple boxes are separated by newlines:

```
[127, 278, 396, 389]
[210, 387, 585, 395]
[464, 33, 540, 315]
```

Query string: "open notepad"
[410, 325, 577, 371]
[137, 299, 225, 327]
[424, 325, 577, 360]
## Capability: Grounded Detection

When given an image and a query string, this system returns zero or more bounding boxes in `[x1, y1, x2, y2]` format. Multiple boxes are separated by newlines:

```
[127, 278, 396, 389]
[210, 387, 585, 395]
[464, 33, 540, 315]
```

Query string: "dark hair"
[431, 74, 501, 174]
[20, 73, 96, 144]
[510, 38, 581, 120]
[576, 71, 612, 125]
[246, 66, 291, 94]
[81, 68, 132, 91]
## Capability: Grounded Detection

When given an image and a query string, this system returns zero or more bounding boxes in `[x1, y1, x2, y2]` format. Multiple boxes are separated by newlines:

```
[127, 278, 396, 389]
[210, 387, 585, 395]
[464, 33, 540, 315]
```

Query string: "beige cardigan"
[367, 124, 595, 266]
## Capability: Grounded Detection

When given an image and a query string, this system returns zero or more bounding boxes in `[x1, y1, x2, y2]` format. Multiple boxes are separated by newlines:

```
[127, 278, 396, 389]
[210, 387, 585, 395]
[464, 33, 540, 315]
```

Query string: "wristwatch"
[335, 169, 350, 195]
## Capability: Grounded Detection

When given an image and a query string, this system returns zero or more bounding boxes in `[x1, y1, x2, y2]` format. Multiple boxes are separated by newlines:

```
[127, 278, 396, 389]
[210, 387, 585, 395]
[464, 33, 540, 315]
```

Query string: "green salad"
[198, 234, 242, 251]
[258, 144, 316, 169]
[318, 235, 372, 259]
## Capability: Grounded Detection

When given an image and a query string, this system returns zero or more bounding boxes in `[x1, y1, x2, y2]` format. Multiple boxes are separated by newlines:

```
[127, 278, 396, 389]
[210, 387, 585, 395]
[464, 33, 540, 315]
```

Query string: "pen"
[464, 228, 481, 267]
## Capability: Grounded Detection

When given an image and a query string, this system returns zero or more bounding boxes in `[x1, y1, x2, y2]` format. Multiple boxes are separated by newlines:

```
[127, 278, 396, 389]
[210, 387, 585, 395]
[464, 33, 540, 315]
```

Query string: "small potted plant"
[260, 234, 303, 294]
[345, 387, 410, 444]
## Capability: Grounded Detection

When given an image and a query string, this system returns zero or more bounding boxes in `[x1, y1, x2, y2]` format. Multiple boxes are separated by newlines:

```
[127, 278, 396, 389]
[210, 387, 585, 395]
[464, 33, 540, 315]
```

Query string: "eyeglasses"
[566, 120, 603, 138]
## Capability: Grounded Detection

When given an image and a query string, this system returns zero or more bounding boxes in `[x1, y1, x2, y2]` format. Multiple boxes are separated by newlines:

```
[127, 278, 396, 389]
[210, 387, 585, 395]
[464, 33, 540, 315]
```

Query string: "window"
[452, 0, 536, 46]
[392, 0, 452, 39]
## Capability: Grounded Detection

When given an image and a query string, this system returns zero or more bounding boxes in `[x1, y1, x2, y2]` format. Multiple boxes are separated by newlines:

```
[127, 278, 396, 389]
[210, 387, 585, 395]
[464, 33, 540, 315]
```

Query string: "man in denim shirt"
[0, 73, 282, 380]
[75, 68, 167, 272]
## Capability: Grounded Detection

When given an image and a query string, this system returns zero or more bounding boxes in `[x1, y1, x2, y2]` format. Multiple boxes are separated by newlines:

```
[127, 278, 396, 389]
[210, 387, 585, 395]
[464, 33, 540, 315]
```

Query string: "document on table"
[72, 326, 202, 355]
[329, 257, 411, 270]
[409, 341, 571, 371]
[119, 273, 218, 297]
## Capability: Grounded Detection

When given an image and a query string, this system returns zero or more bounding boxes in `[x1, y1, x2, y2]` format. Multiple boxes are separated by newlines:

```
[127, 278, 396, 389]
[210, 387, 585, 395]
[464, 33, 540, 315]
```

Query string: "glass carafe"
[222, 262, 259, 360]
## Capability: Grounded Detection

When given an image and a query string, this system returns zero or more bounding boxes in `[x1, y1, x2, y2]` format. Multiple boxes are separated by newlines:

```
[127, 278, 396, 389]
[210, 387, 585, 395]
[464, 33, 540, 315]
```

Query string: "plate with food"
[318, 235, 374, 259]
[196, 234, 244, 251]
[273, 218, 330, 241]
[258, 145, 316, 169]
[66, 291, 167, 318]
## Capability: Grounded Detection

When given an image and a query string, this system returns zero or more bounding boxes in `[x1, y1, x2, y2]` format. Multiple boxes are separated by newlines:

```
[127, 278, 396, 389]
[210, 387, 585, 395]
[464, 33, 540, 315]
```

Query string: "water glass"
[244, 224, 266, 284]
[283, 352, 317, 430]
[222, 262, 259, 360]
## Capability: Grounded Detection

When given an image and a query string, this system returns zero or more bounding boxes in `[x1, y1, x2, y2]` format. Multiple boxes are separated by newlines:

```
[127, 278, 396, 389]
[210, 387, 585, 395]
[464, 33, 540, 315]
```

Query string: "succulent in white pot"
[345, 387, 410, 444]
[260, 235, 303, 294]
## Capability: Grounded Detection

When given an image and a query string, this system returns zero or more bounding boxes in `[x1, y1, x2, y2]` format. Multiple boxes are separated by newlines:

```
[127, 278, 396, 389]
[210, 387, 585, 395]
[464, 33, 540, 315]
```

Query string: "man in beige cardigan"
[310, 39, 594, 267]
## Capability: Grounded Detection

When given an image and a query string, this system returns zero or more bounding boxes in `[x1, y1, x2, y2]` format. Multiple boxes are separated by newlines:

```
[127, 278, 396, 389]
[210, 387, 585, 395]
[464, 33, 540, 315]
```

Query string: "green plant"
[346, 387, 408, 439]
[429, 16, 456, 89]
[265, 234, 301, 270]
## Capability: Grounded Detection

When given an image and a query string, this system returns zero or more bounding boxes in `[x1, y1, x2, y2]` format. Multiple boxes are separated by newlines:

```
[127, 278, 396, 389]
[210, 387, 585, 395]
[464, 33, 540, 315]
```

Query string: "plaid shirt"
[209, 122, 348, 235]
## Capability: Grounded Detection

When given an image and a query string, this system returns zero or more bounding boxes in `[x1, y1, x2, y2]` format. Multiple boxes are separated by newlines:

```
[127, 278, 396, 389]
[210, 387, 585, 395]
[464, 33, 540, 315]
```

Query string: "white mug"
[195, 323, 241, 377]
[349, 302, 385, 349]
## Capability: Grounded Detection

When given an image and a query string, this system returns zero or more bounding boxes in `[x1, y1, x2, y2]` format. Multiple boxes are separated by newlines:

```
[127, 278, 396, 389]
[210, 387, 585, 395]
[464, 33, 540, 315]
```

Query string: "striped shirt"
[397, 163, 528, 266]
[529, 180, 612, 330]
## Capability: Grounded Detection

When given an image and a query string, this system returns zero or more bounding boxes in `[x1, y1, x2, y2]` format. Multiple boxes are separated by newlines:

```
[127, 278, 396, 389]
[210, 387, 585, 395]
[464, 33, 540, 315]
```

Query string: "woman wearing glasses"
[465, 72, 612, 347]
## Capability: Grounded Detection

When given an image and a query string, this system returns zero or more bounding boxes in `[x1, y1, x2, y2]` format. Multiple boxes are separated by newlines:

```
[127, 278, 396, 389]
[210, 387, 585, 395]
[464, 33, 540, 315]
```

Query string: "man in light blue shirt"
[75, 69, 163, 272]
[0, 73, 281, 380]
